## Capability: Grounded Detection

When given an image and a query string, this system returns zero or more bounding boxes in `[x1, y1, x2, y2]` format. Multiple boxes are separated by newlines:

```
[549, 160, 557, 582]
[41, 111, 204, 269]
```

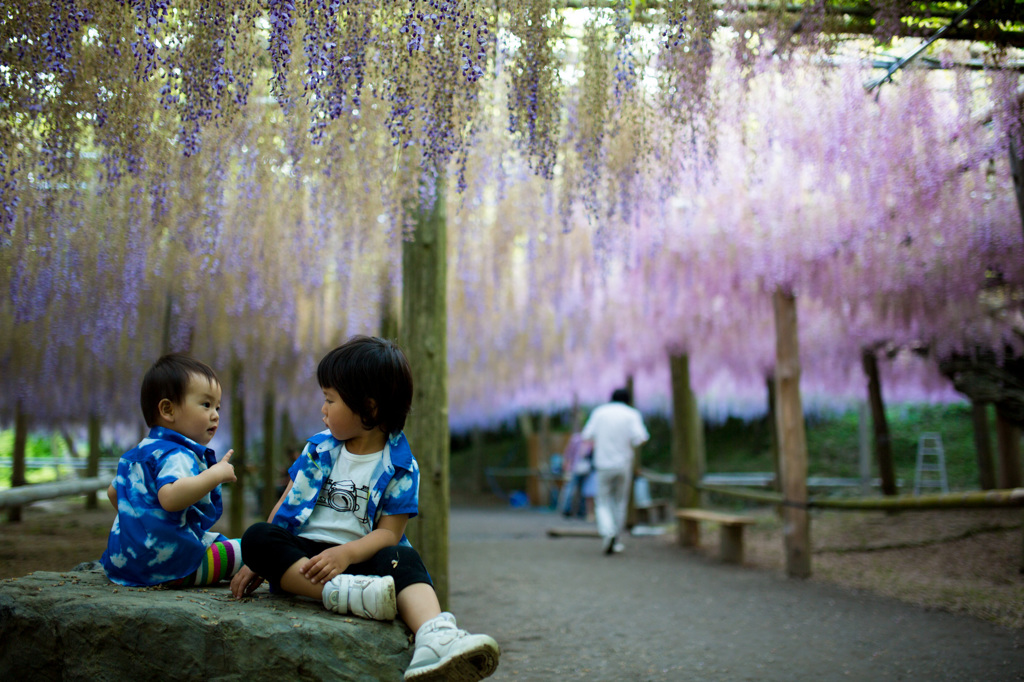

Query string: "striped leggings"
[164, 539, 243, 588]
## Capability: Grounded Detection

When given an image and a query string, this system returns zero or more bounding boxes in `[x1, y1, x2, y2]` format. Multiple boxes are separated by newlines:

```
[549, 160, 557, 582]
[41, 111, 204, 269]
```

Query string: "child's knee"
[241, 522, 279, 555]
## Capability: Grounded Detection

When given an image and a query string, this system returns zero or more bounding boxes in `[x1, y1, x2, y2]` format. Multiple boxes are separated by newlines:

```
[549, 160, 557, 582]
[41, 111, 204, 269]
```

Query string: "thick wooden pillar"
[8, 403, 28, 522]
[229, 360, 247, 537]
[401, 177, 450, 610]
[86, 414, 101, 510]
[972, 401, 996, 490]
[670, 352, 703, 510]
[862, 347, 897, 496]
[995, 408, 1022, 489]
[773, 290, 811, 579]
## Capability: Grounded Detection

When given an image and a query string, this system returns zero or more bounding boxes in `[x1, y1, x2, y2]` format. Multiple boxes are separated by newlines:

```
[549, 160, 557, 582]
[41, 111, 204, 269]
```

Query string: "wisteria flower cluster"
[506, 0, 563, 180]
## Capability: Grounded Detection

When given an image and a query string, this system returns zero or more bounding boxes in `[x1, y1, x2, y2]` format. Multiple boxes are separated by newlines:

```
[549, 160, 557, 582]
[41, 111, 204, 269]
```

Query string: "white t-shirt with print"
[299, 445, 382, 545]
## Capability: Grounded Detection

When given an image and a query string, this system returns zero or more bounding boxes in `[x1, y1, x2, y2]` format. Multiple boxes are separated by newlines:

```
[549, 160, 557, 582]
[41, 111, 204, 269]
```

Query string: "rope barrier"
[646, 469, 1024, 512]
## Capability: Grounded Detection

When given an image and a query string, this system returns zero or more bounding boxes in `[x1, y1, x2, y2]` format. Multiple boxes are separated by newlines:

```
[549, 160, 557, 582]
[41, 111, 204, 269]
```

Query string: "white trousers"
[595, 468, 631, 541]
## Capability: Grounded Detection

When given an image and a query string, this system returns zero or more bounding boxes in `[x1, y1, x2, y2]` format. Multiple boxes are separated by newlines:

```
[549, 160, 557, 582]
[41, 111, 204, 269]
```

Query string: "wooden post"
[379, 271, 400, 341]
[525, 433, 542, 506]
[858, 401, 872, 496]
[518, 412, 537, 502]
[670, 353, 704, 510]
[972, 401, 996, 490]
[401, 176, 450, 610]
[539, 413, 551, 507]
[8, 403, 28, 522]
[995, 408, 1022, 489]
[279, 409, 296, 452]
[86, 414, 101, 510]
[470, 427, 485, 495]
[229, 359, 247, 537]
[773, 290, 811, 579]
[261, 390, 277, 519]
[862, 347, 897, 496]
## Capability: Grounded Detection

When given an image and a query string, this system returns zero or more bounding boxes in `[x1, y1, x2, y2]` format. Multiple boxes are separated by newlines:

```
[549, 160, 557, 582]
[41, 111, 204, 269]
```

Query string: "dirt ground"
[2, 498, 1023, 680]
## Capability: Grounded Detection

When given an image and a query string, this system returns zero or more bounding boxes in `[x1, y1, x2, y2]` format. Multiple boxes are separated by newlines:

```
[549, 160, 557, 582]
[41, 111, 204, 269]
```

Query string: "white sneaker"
[404, 613, 500, 681]
[321, 574, 397, 621]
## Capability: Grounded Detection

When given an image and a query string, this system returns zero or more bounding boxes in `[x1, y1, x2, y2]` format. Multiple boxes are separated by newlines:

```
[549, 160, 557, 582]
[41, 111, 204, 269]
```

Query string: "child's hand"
[230, 565, 263, 598]
[299, 545, 352, 585]
[212, 450, 237, 484]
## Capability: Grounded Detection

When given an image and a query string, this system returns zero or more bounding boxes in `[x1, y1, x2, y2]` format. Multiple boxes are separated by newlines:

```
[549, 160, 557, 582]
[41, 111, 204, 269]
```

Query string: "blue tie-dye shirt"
[272, 429, 419, 546]
[101, 427, 225, 586]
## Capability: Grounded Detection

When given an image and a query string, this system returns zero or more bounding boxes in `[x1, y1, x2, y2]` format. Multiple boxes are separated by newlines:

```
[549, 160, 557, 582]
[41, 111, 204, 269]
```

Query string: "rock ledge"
[0, 568, 411, 681]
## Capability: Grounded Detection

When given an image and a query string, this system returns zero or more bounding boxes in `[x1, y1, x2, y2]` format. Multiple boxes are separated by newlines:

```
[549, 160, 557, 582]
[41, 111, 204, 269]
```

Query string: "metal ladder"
[913, 432, 949, 495]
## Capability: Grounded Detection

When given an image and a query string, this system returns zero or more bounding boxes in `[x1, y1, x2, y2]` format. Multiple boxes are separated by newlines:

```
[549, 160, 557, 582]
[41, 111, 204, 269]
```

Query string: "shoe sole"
[377, 576, 398, 620]
[405, 638, 500, 682]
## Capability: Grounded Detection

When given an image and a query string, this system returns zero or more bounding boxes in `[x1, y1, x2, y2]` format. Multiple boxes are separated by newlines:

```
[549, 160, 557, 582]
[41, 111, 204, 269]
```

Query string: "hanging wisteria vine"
[0, 1, 1022, 436]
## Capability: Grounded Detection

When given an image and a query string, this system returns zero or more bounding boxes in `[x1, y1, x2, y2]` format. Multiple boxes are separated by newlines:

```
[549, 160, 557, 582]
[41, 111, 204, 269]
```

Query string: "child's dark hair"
[317, 336, 413, 436]
[611, 387, 632, 405]
[140, 353, 220, 428]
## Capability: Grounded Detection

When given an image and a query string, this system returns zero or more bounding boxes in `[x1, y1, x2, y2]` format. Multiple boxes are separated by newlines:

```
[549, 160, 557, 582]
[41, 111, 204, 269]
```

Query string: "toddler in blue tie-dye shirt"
[100, 354, 242, 587]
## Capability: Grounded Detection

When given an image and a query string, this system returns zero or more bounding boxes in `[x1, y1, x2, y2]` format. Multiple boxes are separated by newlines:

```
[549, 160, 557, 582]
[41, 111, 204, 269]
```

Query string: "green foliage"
[451, 402, 993, 498]
[0, 431, 57, 460]
[0, 430, 111, 488]
[650, 403, 985, 492]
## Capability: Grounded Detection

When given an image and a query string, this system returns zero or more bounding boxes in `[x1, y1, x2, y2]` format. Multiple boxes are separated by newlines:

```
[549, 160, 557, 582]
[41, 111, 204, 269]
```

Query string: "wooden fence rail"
[0, 477, 109, 511]
[639, 468, 1024, 511]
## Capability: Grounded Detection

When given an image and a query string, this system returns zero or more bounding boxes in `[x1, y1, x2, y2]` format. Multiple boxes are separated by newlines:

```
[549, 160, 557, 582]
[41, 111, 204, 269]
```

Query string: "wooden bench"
[675, 508, 756, 564]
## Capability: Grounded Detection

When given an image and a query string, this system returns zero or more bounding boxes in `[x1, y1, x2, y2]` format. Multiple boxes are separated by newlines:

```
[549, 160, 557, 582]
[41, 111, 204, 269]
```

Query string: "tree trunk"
[773, 290, 811, 579]
[972, 401, 996, 490]
[86, 414, 101, 510]
[670, 352, 703, 510]
[995, 407, 1022, 489]
[229, 360, 247, 537]
[862, 347, 897, 496]
[261, 390, 277, 519]
[8, 403, 28, 522]
[400, 178, 450, 610]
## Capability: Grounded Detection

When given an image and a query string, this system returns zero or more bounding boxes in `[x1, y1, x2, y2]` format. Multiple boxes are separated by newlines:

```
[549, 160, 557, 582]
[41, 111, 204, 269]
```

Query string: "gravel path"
[448, 506, 1024, 681]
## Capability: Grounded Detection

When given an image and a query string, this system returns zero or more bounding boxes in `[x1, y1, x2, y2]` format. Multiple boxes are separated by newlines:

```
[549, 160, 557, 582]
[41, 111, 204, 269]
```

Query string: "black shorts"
[241, 522, 432, 593]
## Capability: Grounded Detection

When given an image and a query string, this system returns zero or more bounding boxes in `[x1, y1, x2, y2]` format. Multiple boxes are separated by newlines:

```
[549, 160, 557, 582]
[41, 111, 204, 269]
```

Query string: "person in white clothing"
[580, 387, 650, 554]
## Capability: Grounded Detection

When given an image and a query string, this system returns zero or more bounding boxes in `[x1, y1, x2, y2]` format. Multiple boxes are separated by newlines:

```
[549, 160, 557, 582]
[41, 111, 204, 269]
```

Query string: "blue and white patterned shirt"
[101, 427, 224, 586]
[271, 429, 419, 546]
